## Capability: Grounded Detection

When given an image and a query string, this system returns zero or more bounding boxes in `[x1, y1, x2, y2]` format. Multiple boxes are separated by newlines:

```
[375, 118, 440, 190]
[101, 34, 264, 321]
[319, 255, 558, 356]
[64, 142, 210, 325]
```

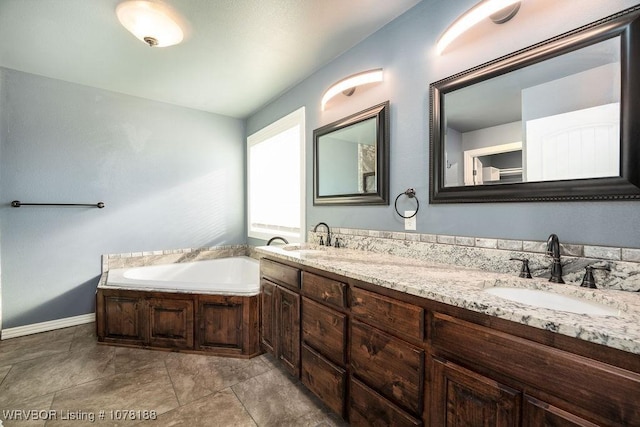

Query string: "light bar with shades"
[116, 1, 184, 47]
[321, 69, 384, 110]
[436, 0, 521, 55]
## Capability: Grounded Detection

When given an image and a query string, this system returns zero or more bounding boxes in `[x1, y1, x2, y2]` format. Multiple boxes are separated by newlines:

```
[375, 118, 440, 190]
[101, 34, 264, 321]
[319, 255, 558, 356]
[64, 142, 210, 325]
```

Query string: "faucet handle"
[580, 265, 611, 289]
[510, 258, 532, 279]
[318, 236, 324, 246]
[334, 238, 341, 248]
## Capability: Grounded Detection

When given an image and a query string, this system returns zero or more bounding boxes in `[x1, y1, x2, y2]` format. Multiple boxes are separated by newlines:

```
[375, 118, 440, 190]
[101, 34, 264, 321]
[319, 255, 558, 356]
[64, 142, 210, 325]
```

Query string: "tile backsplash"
[310, 228, 640, 292]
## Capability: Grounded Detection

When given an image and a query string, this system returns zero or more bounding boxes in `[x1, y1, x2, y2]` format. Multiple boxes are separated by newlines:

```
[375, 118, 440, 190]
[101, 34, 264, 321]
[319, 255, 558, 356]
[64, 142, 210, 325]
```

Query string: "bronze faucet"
[266, 236, 289, 246]
[313, 222, 331, 246]
[546, 234, 565, 283]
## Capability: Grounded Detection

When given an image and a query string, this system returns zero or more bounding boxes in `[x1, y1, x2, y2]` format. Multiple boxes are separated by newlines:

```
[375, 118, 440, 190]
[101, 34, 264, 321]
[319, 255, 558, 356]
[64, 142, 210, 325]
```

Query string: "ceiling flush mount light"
[116, 1, 184, 47]
[321, 69, 384, 110]
[436, 0, 521, 55]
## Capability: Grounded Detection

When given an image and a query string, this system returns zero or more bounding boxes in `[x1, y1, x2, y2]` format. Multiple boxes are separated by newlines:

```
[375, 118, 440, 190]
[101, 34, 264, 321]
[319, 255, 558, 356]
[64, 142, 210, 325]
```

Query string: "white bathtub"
[106, 256, 260, 296]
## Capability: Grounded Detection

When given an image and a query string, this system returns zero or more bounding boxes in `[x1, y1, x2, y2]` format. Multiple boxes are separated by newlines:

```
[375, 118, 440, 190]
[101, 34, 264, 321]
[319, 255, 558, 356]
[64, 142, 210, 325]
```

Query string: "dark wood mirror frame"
[314, 101, 390, 205]
[429, 6, 640, 203]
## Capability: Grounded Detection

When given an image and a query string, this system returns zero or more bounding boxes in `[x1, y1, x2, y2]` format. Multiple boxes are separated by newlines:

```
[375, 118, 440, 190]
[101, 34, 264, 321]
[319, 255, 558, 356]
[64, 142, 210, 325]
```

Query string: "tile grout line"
[0, 364, 14, 388]
[162, 357, 184, 410]
[230, 385, 260, 427]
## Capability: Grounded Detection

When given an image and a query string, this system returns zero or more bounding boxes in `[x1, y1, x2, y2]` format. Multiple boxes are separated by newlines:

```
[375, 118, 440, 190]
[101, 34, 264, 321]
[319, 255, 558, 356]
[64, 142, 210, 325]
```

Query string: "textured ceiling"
[0, 0, 420, 118]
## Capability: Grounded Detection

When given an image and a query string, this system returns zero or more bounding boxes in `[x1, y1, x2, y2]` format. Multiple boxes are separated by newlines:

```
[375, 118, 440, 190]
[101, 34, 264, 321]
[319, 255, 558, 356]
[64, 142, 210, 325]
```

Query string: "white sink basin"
[485, 287, 619, 316]
[281, 244, 324, 254]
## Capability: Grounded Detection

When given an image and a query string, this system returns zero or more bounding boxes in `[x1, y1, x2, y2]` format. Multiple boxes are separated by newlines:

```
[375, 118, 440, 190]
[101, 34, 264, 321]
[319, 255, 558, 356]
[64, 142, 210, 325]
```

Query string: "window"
[247, 107, 305, 243]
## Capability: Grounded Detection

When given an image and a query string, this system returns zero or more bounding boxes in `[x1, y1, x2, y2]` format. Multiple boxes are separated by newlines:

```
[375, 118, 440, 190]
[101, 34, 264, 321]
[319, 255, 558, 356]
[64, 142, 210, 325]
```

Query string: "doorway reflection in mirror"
[442, 37, 620, 188]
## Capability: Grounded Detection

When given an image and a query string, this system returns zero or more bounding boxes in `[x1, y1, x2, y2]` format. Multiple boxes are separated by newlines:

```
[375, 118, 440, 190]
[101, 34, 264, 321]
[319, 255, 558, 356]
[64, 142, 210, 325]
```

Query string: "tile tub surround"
[309, 228, 640, 292]
[256, 244, 640, 356]
[102, 245, 249, 272]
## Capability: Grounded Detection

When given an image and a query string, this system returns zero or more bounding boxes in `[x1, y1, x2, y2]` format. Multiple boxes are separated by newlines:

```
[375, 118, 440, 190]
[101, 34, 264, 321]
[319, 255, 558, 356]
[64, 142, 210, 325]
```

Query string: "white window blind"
[247, 107, 305, 242]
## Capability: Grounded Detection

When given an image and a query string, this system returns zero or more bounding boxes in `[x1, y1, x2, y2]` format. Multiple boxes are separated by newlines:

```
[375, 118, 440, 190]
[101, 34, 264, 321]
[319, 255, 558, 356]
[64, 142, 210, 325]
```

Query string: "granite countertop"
[256, 244, 640, 356]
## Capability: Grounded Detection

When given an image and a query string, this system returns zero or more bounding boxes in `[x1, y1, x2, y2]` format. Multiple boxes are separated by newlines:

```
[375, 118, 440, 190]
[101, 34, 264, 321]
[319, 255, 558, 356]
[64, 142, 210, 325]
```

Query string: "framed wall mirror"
[429, 6, 640, 203]
[314, 101, 389, 205]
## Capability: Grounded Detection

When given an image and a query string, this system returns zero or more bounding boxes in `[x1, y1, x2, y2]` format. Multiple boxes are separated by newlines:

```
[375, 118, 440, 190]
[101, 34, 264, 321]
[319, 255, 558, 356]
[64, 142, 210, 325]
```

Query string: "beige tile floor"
[0, 323, 347, 427]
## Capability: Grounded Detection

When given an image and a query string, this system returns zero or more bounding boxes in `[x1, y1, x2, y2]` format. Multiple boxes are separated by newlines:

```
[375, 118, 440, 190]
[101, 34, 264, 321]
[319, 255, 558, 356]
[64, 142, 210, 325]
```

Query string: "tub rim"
[100, 256, 260, 296]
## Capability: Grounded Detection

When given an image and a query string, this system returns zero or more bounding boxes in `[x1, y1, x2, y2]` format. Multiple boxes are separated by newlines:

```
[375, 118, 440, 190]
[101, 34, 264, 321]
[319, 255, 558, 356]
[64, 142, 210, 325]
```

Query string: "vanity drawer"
[350, 287, 424, 342]
[302, 297, 347, 366]
[301, 271, 347, 308]
[260, 258, 300, 291]
[301, 344, 346, 418]
[349, 377, 422, 427]
[350, 319, 424, 415]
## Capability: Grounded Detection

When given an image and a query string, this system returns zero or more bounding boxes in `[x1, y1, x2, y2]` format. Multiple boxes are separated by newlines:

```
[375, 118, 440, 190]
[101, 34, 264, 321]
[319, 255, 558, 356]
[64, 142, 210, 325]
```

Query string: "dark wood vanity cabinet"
[259, 279, 277, 354]
[260, 259, 301, 378]
[302, 297, 346, 366]
[277, 285, 301, 376]
[350, 320, 424, 416]
[300, 272, 348, 417]
[430, 357, 521, 426]
[350, 377, 422, 427]
[522, 395, 600, 427]
[430, 312, 640, 426]
[350, 287, 424, 343]
[259, 257, 640, 426]
[349, 287, 425, 425]
[302, 344, 346, 417]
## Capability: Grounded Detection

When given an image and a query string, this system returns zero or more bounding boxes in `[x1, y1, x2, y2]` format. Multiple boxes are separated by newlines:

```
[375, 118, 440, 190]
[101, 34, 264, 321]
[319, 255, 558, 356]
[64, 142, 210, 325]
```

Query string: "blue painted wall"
[3, 0, 640, 330]
[0, 68, 245, 329]
[247, 0, 640, 248]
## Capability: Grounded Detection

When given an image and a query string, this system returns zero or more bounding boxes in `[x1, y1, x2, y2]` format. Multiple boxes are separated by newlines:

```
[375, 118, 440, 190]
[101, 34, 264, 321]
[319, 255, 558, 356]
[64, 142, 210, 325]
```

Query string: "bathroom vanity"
[257, 246, 640, 426]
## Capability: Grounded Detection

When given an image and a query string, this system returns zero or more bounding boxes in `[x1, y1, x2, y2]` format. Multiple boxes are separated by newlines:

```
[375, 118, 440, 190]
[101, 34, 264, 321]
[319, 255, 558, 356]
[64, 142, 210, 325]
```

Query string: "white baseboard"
[1, 313, 95, 340]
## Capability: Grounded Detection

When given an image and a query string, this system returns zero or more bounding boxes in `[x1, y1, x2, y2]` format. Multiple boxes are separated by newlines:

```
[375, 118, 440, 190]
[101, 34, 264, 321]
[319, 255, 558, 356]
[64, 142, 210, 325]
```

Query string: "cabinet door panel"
[350, 320, 424, 415]
[350, 378, 422, 427]
[302, 297, 346, 366]
[148, 298, 194, 349]
[260, 279, 277, 355]
[431, 357, 521, 427]
[198, 296, 243, 353]
[103, 295, 147, 344]
[278, 286, 301, 378]
[523, 395, 599, 427]
[301, 344, 346, 418]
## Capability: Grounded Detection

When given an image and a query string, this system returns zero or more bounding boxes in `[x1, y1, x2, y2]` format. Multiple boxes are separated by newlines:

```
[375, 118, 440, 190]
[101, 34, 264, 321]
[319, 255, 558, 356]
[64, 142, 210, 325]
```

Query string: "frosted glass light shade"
[436, 0, 521, 55]
[321, 69, 384, 110]
[116, 1, 184, 47]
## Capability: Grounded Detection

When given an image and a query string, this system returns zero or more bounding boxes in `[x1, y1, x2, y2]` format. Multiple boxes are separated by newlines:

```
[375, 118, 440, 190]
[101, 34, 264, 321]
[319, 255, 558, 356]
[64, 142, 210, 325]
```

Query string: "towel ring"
[394, 188, 419, 219]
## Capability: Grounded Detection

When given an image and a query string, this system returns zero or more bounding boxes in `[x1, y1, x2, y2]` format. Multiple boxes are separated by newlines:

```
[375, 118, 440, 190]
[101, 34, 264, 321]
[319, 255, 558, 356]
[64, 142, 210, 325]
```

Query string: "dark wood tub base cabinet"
[259, 257, 640, 426]
[96, 288, 260, 358]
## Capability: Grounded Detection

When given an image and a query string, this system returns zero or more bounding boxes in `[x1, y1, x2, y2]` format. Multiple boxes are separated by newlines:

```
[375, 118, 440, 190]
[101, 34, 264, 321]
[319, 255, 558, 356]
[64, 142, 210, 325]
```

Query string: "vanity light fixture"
[321, 68, 383, 110]
[116, 1, 184, 47]
[436, 0, 521, 55]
